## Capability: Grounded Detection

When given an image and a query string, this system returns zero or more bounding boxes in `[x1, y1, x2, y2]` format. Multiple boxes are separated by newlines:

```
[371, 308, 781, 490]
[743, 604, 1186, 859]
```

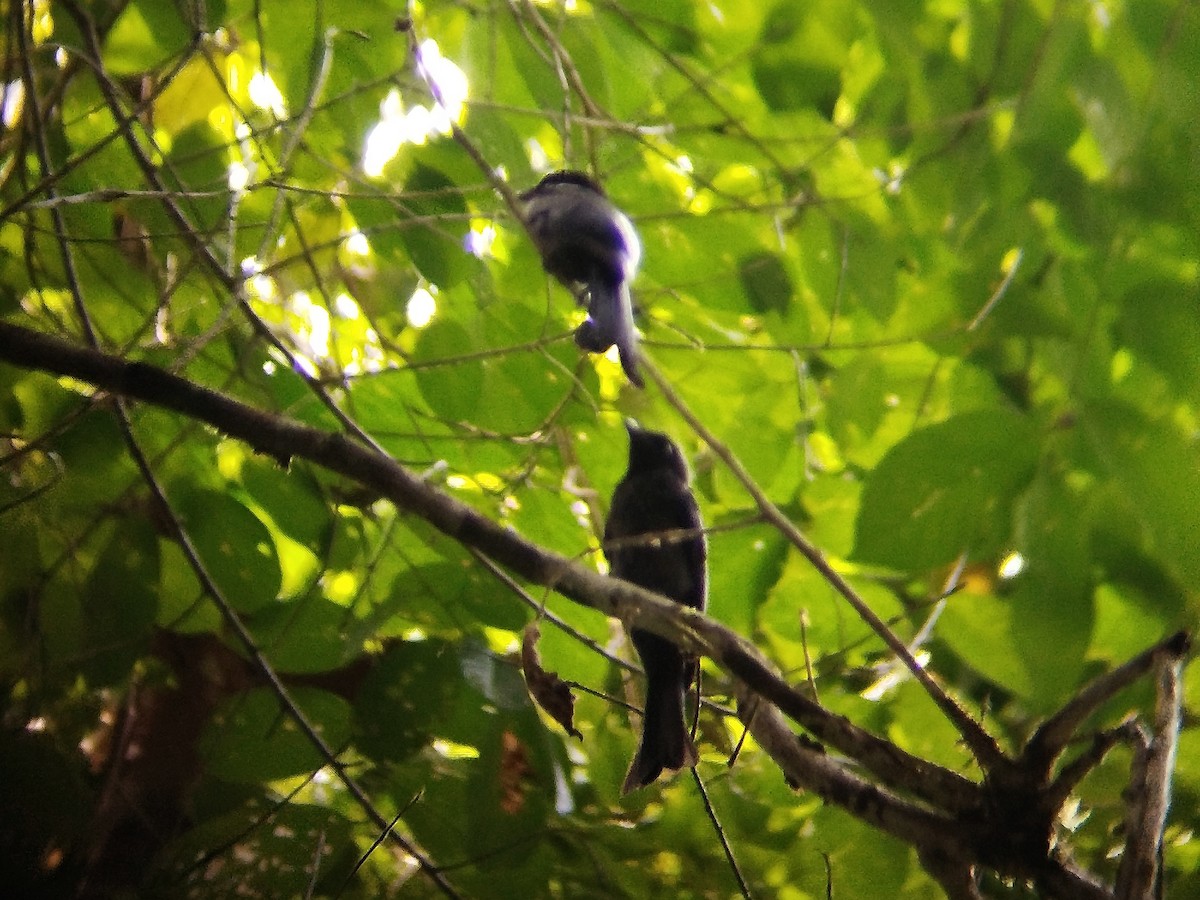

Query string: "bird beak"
[624, 418, 642, 438]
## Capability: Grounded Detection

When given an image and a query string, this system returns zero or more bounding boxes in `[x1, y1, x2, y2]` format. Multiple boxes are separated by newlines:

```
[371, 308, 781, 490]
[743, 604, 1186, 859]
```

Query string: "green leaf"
[1007, 472, 1094, 708]
[1115, 279, 1200, 395]
[402, 697, 556, 896]
[239, 458, 330, 553]
[249, 595, 360, 674]
[175, 487, 282, 612]
[398, 163, 476, 289]
[102, 0, 192, 73]
[708, 519, 787, 635]
[200, 686, 351, 782]
[825, 356, 888, 450]
[158, 802, 355, 897]
[508, 486, 591, 558]
[46, 406, 133, 509]
[760, 556, 902, 669]
[1082, 401, 1200, 590]
[81, 519, 160, 685]
[938, 591, 1034, 699]
[354, 639, 463, 762]
[413, 319, 484, 423]
[738, 250, 794, 316]
[811, 806, 914, 897]
[383, 560, 529, 633]
[752, 4, 844, 115]
[853, 410, 1039, 571]
[158, 122, 230, 237]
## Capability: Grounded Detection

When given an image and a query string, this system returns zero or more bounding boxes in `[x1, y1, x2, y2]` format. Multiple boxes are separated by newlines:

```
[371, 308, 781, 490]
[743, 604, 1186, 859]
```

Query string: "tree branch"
[0, 321, 1185, 900]
[1023, 632, 1190, 778]
[734, 685, 970, 856]
[1115, 643, 1186, 900]
[645, 357, 1009, 774]
[0, 321, 977, 810]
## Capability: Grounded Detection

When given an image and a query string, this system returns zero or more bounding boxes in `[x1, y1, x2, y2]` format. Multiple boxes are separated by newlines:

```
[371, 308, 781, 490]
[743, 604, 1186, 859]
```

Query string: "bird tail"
[575, 280, 643, 388]
[621, 674, 698, 794]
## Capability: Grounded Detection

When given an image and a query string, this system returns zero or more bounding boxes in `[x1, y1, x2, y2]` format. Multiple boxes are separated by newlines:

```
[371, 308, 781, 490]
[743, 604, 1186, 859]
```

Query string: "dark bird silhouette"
[520, 171, 643, 387]
[605, 420, 707, 793]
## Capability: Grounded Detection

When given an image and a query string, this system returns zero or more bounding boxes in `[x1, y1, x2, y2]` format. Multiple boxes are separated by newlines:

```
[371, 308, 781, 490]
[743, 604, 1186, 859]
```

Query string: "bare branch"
[1, 318, 972, 798]
[1115, 642, 1187, 900]
[1045, 721, 1142, 813]
[1, 321, 1188, 900]
[1024, 632, 1190, 778]
[734, 684, 970, 856]
[646, 356, 1008, 775]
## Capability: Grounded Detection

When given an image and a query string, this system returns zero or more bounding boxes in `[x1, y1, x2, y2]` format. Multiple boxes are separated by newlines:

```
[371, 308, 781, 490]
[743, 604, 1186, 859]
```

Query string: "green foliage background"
[1, 0, 1198, 896]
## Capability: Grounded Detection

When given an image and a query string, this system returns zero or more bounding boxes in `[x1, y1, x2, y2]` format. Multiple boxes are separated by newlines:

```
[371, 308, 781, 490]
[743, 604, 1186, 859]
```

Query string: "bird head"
[625, 419, 689, 480]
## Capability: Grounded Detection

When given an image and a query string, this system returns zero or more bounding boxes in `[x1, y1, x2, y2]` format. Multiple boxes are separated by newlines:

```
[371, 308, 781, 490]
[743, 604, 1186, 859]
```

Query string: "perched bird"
[520, 171, 643, 387]
[605, 420, 707, 793]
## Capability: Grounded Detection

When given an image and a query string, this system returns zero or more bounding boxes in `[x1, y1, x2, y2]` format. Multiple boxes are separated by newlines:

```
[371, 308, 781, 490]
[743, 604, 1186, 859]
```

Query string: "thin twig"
[967, 248, 1022, 331]
[471, 547, 636, 673]
[61, 0, 389, 457]
[114, 413, 460, 897]
[644, 356, 1008, 774]
[691, 768, 754, 899]
[337, 794, 423, 898]
[1023, 631, 1190, 777]
[303, 828, 326, 900]
[0, 320, 980, 818]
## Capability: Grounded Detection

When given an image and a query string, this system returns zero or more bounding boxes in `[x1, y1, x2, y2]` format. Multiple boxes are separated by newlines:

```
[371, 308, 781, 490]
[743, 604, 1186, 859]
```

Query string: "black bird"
[605, 420, 707, 793]
[520, 171, 643, 387]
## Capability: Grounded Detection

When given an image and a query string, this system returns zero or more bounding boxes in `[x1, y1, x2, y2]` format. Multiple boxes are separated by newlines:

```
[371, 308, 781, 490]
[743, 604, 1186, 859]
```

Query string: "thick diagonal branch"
[0, 322, 975, 816]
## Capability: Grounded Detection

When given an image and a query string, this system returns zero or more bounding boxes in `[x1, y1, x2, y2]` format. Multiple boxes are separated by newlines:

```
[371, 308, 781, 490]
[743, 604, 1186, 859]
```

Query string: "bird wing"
[605, 477, 706, 611]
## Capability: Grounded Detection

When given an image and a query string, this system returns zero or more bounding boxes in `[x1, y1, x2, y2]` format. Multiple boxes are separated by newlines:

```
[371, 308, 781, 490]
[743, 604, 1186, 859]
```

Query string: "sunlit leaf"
[853, 410, 1039, 571]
